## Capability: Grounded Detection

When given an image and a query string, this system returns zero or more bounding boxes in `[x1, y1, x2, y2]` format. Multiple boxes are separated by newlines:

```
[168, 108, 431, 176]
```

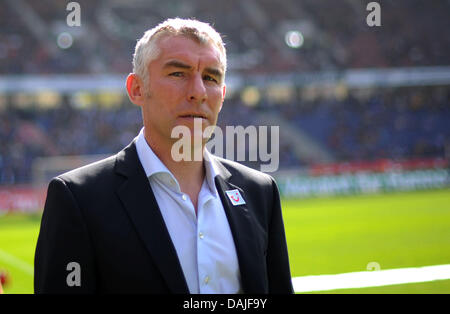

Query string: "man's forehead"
[154, 35, 224, 69]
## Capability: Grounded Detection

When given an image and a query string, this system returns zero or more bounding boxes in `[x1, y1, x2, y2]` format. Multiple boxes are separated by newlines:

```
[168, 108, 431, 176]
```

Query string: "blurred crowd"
[0, 93, 302, 184]
[1, 0, 449, 185]
[1, 85, 449, 184]
[280, 85, 450, 162]
[1, 0, 449, 75]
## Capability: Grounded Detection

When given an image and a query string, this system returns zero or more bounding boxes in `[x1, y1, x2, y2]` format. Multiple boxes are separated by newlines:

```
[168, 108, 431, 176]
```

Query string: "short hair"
[132, 18, 227, 84]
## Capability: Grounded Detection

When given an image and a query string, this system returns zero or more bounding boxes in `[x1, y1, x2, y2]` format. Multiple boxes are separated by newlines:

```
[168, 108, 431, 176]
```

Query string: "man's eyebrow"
[163, 60, 224, 80]
[204, 67, 223, 80]
[163, 60, 192, 70]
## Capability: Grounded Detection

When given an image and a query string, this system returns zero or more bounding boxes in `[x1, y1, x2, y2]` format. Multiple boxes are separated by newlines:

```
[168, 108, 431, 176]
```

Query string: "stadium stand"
[0, 0, 449, 185]
[2, 0, 450, 75]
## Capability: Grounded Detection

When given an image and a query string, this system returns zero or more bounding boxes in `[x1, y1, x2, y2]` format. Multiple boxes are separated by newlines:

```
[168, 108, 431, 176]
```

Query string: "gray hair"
[132, 18, 227, 85]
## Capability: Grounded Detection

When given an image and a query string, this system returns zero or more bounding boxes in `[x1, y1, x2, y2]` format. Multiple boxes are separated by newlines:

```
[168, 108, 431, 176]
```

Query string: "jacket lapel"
[114, 141, 189, 294]
[212, 158, 267, 293]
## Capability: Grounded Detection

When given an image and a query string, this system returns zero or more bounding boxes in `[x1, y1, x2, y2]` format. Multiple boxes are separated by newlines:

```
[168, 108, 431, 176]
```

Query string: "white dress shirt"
[135, 128, 242, 294]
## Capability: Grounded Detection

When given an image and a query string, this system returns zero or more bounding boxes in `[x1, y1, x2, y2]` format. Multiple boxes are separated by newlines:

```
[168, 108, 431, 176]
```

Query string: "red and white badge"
[225, 189, 246, 206]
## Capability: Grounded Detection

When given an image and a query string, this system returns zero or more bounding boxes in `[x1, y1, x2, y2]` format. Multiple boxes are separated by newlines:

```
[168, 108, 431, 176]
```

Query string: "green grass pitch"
[0, 188, 449, 294]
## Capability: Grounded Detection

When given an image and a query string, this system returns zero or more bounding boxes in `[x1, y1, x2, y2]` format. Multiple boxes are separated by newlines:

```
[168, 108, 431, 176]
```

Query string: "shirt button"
[199, 232, 204, 239]
[204, 276, 210, 284]
[182, 194, 187, 201]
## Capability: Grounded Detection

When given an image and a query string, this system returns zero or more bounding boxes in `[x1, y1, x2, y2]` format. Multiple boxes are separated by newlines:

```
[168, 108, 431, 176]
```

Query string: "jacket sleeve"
[267, 177, 294, 294]
[34, 177, 96, 294]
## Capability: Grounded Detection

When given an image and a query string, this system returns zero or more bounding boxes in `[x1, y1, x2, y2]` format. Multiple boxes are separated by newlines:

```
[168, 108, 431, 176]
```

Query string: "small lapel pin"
[225, 189, 246, 206]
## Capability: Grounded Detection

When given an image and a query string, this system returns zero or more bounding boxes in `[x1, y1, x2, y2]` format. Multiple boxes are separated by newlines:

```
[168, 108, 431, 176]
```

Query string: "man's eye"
[170, 72, 184, 77]
[204, 75, 217, 83]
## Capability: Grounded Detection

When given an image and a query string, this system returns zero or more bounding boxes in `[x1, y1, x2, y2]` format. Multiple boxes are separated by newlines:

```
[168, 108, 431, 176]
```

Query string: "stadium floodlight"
[241, 86, 260, 107]
[57, 32, 74, 49]
[285, 30, 304, 49]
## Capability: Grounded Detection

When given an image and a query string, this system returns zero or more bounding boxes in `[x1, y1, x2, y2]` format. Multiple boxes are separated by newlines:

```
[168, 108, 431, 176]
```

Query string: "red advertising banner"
[0, 186, 46, 213]
[308, 158, 449, 176]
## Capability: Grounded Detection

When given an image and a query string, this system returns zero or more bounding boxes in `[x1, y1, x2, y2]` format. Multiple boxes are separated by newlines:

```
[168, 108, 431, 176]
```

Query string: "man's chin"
[175, 118, 214, 134]
[176, 116, 208, 125]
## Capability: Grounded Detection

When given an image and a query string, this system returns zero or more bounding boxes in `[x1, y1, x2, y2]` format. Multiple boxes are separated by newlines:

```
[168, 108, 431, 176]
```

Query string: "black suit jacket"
[34, 140, 293, 294]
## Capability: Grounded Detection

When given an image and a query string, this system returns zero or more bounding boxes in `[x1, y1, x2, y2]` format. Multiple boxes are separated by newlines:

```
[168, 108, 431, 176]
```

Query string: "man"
[34, 18, 293, 294]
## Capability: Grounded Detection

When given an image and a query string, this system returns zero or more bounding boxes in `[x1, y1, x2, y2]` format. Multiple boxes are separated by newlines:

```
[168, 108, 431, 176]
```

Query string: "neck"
[144, 132, 206, 190]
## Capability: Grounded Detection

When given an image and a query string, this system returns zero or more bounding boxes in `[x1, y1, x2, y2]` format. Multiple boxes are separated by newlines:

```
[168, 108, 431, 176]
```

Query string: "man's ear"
[126, 73, 145, 106]
[222, 84, 226, 99]
[219, 84, 226, 112]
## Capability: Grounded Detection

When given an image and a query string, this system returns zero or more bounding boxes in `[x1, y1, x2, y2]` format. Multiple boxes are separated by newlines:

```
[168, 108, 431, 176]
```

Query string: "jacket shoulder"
[56, 154, 117, 187]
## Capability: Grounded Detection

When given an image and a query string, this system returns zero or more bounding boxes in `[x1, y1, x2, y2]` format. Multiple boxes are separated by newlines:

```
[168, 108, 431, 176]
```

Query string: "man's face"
[141, 35, 226, 150]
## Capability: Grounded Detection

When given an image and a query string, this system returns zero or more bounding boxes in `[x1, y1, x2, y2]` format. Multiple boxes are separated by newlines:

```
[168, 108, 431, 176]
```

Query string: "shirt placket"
[196, 185, 215, 293]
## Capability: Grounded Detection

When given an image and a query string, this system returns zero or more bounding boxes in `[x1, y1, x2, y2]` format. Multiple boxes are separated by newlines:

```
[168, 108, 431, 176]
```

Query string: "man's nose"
[187, 74, 207, 104]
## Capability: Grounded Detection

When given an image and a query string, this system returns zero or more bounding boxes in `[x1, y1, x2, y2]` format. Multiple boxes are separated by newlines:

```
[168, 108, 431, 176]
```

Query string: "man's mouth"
[179, 114, 207, 119]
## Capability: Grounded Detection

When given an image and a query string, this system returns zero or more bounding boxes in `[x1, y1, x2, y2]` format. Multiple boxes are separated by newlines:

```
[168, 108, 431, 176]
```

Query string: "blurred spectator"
[1, 0, 449, 75]
[280, 85, 450, 163]
[1, 85, 449, 184]
[1, 0, 449, 184]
